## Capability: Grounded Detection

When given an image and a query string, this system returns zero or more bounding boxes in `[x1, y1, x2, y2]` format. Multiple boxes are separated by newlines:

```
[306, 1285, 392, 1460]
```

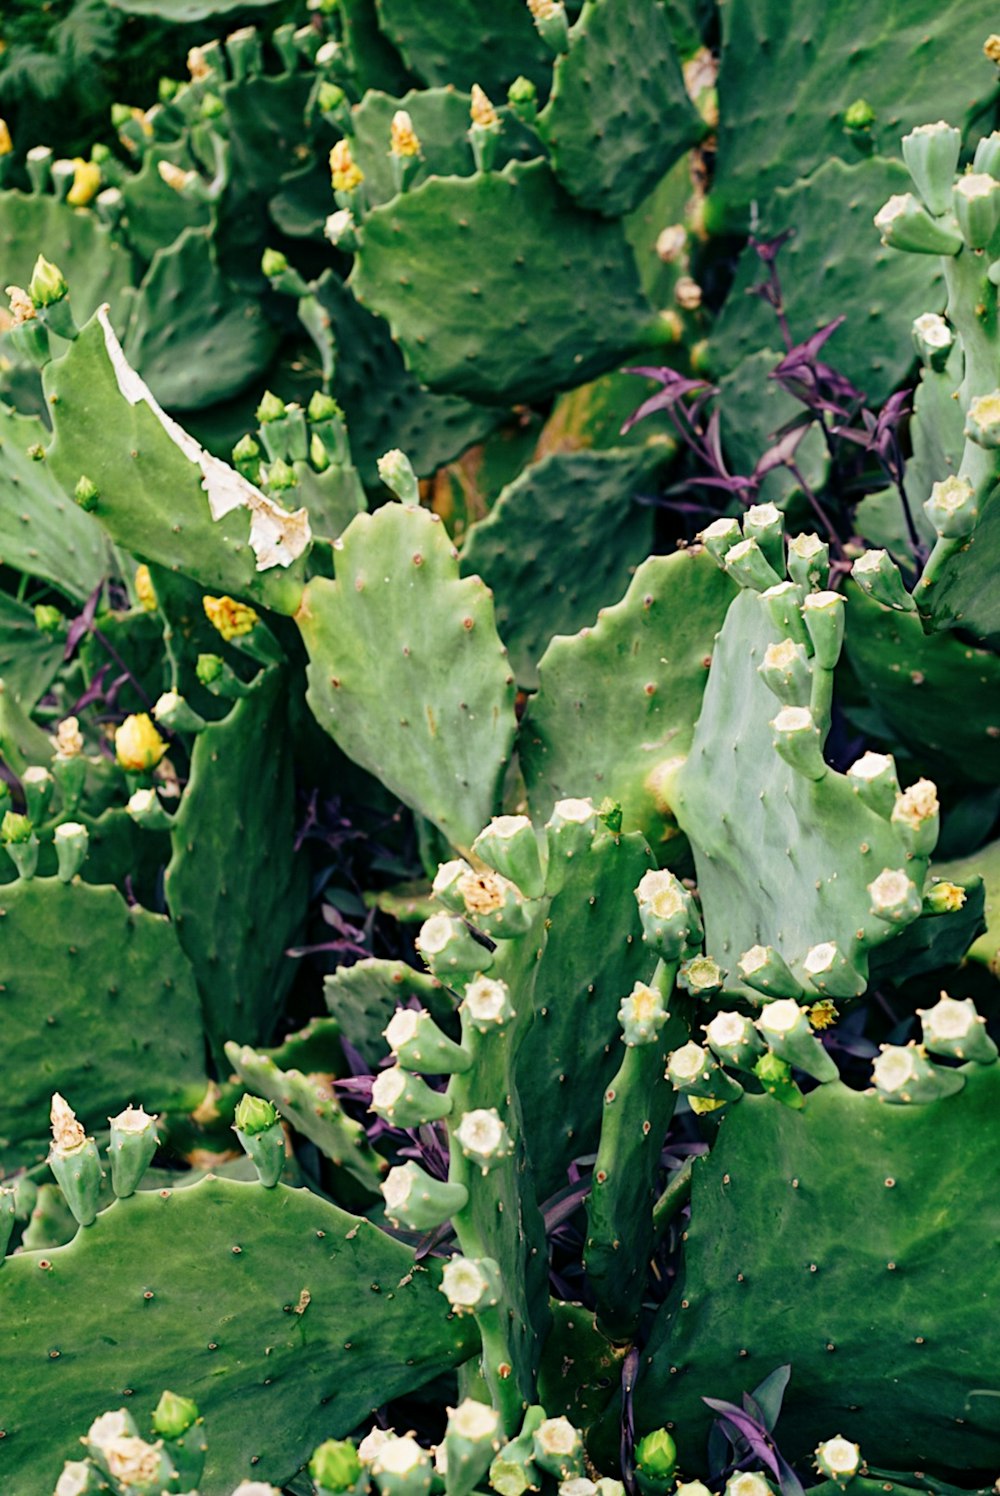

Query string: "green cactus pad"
[844, 586, 1000, 785]
[514, 830, 661, 1200]
[315, 272, 502, 488]
[348, 160, 661, 405]
[460, 449, 658, 689]
[0, 593, 64, 710]
[709, 0, 999, 224]
[0, 189, 134, 326]
[373, 0, 551, 94]
[118, 144, 212, 265]
[537, 0, 702, 217]
[43, 313, 307, 615]
[520, 548, 735, 847]
[299, 503, 517, 854]
[323, 958, 449, 1068]
[710, 157, 942, 405]
[123, 227, 280, 412]
[0, 405, 107, 602]
[107, 0, 275, 15]
[636, 1066, 1000, 1470]
[341, 0, 417, 96]
[672, 588, 930, 989]
[915, 494, 1000, 641]
[867, 877, 985, 988]
[0, 1175, 477, 1493]
[934, 840, 1000, 975]
[0, 877, 205, 1164]
[165, 668, 308, 1052]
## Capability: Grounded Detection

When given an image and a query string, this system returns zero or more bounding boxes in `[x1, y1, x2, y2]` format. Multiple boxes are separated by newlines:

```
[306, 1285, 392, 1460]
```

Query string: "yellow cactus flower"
[470, 84, 498, 129]
[808, 1000, 838, 1031]
[203, 593, 259, 641]
[115, 713, 168, 773]
[985, 34, 1000, 65]
[390, 109, 421, 159]
[0, 118, 12, 156]
[134, 564, 158, 612]
[67, 158, 102, 207]
[330, 139, 364, 193]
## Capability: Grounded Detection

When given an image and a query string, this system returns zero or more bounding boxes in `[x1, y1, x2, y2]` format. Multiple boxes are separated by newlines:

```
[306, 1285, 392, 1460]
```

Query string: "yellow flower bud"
[390, 110, 421, 159]
[67, 158, 102, 207]
[203, 594, 259, 641]
[330, 139, 364, 193]
[134, 565, 158, 612]
[470, 84, 498, 129]
[115, 714, 168, 773]
[0, 119, 12, 156]
[157, 160, 197, 194]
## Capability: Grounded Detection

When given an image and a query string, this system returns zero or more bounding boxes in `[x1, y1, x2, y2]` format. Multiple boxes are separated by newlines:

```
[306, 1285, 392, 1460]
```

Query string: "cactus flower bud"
[461, 975, 515, 1031]
[758, 637, 812, 707]
[526, 0, 570, 52]
[115, 713, 167, 773]
[890, 778, 939, 856]
[786, 531, 829, 591]
[618, 981, 670, 1045]
[34, 603, 64, 635]
[868, 868, 923, 926]
[873, 193, 962, 255]
[737, 943, 802, 999]
[635, 868, 702, 958]
[311, 1439, 364, 1495]
[203, 594, 259, 641]
[472, 814, 545, 898]
[107, 1104, 158, 1197]
[22, 764, 54, 824]
[814, 1436, 861, 1484]
[67, 158, 102, 207]
[844, 99, 876, 132]
[900, 121, 962, 213]
[851, 548, 917, 611]
[55, 1460, 98, 1495]
[802, 941, 866, 999]
[233, 1094, 284, 1187]
[256, 390, 287, 425]
[770, 705, 826, 780]
[801, 589, 845, 669]
[2, 811, 39, 879]
[370, 1065, 452, 1128]
[872, 1043, 964, 1103]
[74, 475, 99, 511]
[439, 1253, 502, 1313]
[49, 1093, 103, 1226]
[330, 140, 364, 193]
[389, 110, 422, 162]
[382, 1162, 468, 1230]
[261, 248, 289, 281]
[196, 652, 224, 686]
[28, 254, 69, 307]
[507, 75, 538, 124]
[532, 1418, 584, 1481]
[667, 1041, 743, 1102]
[153, 691, 206, 734]
[698, 515, 741, 566]
[761, 580, 809, 646]
[371, 1435, 433, 1496]
[742, 502, 784, 573]
[923, 879, 966, 915]
[756, 999, 839, 1083]
[359, 1430, 394, 1466]
[725, 1476, 773, 1496]
[723, 537, 783, 592]
[847, 750, 900, 818]
[53, 715, 84, 759]
[443, 1400, 502, 1496]
[126, 788, 173, 832]
[953, 171, 1000, 249]
[753, 1051, 804, 1108]
[152, 1390, 199, 1441]
[678, 954, 724, 997]
[912, 311, 954, 370]
[545, 798, 599, 880]
[454, 1107, 513, 1173]
[703, 1010, 764, 1071]
[633, 1429, 677, 1495]
[385, 1006, 472, 1073]
[54, 821, 89, 882]
[923, 475, 979, 543]
[432, 858, 473, 912]
[416, 913, 493, 980]
[0, 119, 11, 156]
[376, 448, 419, 503]
[918, 993, 998, 1064]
